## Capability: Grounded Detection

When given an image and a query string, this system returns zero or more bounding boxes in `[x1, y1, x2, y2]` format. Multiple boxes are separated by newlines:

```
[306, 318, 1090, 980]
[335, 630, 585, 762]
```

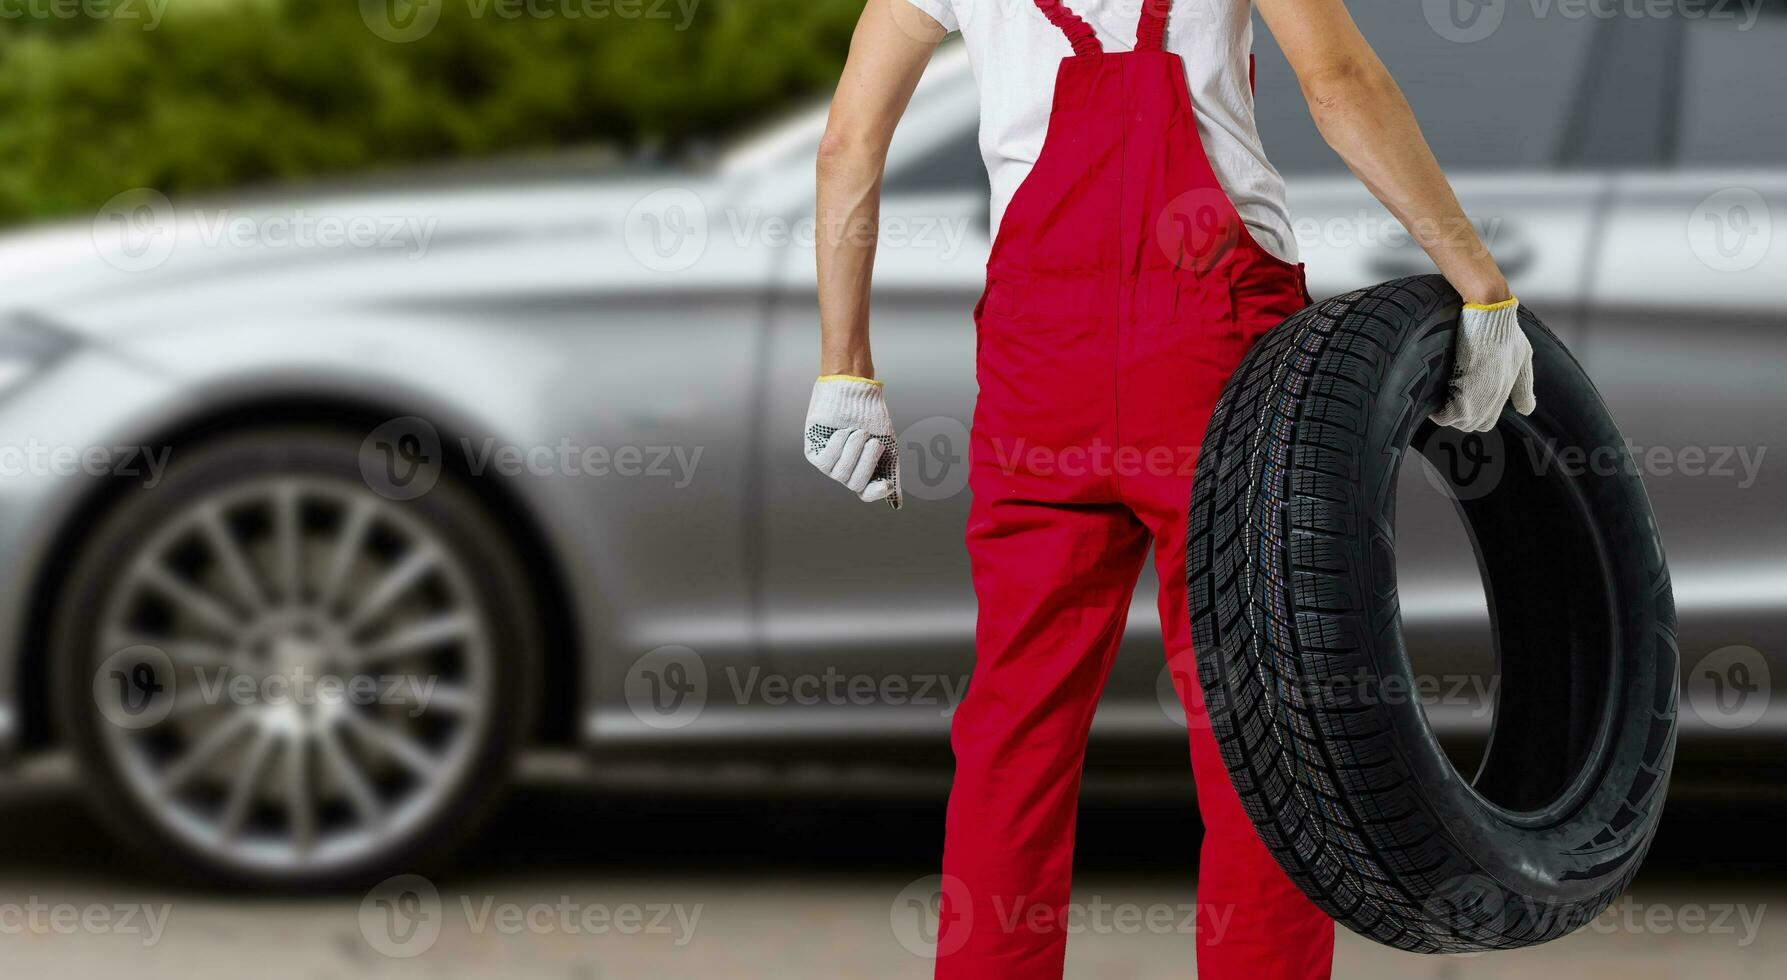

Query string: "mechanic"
[807, 1, 1534, 976]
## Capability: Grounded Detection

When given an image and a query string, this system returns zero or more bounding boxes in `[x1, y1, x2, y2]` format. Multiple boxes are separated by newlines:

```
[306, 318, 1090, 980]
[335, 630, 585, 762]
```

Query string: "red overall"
[936, 1, 1335, 977]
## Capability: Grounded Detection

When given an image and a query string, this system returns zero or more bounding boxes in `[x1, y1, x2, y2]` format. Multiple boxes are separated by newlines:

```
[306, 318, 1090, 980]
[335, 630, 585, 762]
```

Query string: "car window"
[1677, 10, 1787, 165]
[1252, 4, 1599, 175]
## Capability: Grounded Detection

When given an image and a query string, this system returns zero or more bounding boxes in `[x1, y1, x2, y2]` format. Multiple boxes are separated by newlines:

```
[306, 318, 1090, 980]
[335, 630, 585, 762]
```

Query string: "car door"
[1582, 11, 1787, 747]
[1248, 3, 1604, 740]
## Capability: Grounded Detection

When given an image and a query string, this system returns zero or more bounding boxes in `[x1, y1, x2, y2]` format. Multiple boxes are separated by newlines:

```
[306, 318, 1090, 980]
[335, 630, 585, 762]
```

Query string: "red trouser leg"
[936, 496, 1152, 980]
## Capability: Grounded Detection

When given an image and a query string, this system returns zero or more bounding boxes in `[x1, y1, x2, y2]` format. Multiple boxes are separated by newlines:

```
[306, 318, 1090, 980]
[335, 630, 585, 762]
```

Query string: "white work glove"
[1431, 298, 1537, 432]
[804, 375, 902, 508]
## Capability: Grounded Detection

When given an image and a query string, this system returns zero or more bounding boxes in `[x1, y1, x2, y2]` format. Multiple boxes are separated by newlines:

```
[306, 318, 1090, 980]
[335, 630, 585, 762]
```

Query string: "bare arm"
[1255, 0, 1511, 306]
[815, 0, 945, 379]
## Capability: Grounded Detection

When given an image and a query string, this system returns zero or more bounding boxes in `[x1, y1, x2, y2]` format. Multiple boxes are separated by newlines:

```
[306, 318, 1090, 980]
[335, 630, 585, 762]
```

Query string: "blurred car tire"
[53, 430, 537, 887]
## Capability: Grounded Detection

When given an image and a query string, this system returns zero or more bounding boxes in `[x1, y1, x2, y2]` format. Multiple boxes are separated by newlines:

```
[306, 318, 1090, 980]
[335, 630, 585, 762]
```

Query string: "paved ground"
[0, 762, 1778, 978]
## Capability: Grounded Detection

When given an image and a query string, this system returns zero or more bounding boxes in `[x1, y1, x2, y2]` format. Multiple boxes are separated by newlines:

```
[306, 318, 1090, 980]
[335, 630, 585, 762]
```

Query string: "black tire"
[54, 428, 538, 888]
[1187, 275, 1677, 952]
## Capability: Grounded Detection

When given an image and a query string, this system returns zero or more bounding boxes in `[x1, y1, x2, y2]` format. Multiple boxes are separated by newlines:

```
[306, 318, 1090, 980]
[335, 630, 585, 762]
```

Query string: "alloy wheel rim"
[93, 476, 494, 874]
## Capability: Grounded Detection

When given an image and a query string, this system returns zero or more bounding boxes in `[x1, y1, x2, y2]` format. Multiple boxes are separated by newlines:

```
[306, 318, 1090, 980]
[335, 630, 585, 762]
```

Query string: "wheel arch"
[17, 387, 584, 752]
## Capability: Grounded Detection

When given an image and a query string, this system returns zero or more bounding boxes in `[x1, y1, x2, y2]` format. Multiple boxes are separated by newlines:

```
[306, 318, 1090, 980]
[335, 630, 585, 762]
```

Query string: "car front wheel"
[55, 429, 536, 887]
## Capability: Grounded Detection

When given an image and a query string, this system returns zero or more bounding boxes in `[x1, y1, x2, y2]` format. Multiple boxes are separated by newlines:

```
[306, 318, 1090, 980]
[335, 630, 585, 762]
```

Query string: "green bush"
[0, 0, 862, 223]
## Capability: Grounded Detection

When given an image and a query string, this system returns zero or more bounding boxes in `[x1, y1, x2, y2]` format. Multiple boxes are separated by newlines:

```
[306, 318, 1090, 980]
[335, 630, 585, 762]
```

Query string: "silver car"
[0, 8, 1779, 885]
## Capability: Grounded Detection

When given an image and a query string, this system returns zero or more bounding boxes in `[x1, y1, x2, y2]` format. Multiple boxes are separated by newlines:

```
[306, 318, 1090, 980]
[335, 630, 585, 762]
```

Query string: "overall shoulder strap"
[1136, 0, 1171, 51]
[1031, 0, 1103, 56]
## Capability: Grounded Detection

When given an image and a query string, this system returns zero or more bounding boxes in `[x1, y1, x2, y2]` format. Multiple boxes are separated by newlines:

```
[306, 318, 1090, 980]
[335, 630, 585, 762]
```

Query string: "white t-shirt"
[904, 0, 1296, 263]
